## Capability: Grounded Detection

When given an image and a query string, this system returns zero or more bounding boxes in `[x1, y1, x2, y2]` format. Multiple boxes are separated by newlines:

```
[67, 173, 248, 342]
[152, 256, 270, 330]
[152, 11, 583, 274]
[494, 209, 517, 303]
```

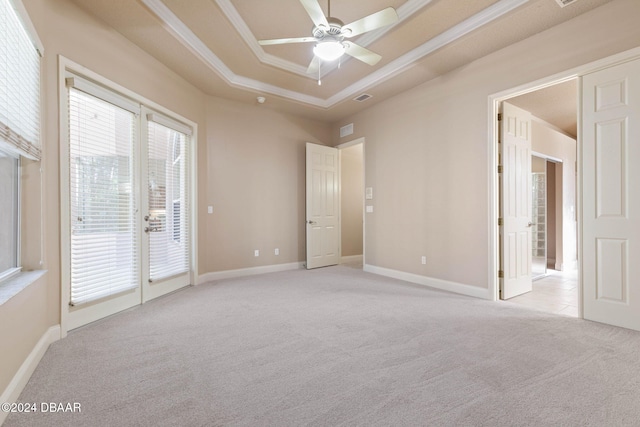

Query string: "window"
[0, 0, 42, 282]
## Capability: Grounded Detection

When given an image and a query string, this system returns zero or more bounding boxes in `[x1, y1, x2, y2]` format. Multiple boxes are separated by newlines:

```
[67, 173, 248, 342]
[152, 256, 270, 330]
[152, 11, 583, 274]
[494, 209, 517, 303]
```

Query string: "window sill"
[0, 270, 47, 306]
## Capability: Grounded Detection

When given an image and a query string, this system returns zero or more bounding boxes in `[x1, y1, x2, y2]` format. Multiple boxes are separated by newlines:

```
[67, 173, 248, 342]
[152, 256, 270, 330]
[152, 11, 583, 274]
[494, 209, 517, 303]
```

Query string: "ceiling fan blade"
[341, 7, 398, 38]
[259, 37, 317, 46]
[299, 0, 329, 29]
[344, 42, 382, 66]
[306, 56, 320, 74]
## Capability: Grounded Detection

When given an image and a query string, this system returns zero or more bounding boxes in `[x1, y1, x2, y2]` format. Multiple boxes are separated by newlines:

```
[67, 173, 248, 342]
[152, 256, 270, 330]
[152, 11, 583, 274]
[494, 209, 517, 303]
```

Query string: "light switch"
[207, 206, 213, 214]
[365, 187, 373, 200]
[366, 205, 374, 213]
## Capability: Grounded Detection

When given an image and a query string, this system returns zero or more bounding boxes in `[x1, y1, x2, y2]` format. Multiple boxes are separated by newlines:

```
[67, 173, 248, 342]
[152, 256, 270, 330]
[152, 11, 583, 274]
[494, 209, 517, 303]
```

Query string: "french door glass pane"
[147, 120, 189, 282]
[69, 88, 138, 305]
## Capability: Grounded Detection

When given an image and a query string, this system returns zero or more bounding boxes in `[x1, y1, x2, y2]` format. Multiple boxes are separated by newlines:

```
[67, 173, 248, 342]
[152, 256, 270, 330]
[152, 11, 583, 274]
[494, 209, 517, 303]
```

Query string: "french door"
[65, 75, 193, 330]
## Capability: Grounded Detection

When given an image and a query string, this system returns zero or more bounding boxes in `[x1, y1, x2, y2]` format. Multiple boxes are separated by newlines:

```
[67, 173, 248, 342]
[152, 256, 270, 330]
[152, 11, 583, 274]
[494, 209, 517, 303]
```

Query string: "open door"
[582, 58, 640, 331]
[306, 142, 340, 269]
[500, 102, 533, 299]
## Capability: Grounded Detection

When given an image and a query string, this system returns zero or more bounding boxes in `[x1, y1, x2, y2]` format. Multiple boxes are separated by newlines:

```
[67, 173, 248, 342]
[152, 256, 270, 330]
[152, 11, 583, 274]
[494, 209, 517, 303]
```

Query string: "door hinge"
[497, 165, 503, 174]
[498, 270, 504, 278]
[498, 218, 503, 226]
[497, 113, 502, 121]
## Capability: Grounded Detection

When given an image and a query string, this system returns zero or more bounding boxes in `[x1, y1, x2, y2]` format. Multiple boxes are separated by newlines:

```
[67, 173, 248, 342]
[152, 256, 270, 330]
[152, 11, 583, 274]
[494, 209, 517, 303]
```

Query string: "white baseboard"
[0, 325, 60, 425]
[363, 264, 490, 300]
[198, 262, 304, 284]
[340, 255, 363, 264]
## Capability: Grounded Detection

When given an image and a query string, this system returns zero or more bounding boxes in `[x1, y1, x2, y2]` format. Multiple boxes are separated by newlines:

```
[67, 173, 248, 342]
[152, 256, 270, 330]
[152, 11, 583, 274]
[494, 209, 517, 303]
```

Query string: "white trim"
[214, 0, 308, 77]
[198, 262, 304, 283]
[326, 0, 529, 107]
[0, 325, 60, 425]
[340, 255, 363, 264]
[8, 0, 44, 56]
[336, 136, 365, 150]
[146, 112, 193, 136]
[66, 74, 140, 114]
[532, 150, 563, 164]
[364, 264, 490, 300]
[139, 0, 530, 108]
[488, 46, 640, 307]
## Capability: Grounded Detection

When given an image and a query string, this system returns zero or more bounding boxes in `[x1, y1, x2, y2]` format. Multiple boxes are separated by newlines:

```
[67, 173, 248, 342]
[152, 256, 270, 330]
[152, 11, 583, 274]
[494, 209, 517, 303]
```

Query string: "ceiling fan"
[258, 0, 398, 80]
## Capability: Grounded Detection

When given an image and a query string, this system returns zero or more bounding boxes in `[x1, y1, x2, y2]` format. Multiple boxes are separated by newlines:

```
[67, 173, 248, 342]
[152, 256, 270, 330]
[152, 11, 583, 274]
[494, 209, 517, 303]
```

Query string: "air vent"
[353, 93, 372, 102]
[555, 0, 578, 7]
[340, 123, 354, 138]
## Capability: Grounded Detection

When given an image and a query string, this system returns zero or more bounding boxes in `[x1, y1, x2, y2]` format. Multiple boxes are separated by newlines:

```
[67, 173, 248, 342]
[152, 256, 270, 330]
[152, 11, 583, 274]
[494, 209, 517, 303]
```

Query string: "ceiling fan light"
[313, 41, 345, 61]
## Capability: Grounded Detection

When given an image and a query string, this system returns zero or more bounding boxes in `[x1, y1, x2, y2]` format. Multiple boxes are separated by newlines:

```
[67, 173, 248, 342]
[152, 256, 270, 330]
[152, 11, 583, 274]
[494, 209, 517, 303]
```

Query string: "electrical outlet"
[421, 256, 427, 265]
[254, 250, 259, 257]
[274, 248, 279, 255]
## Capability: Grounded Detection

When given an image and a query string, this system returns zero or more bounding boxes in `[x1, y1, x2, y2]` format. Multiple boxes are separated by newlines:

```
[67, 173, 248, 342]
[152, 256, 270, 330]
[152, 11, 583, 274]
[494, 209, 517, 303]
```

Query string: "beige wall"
[203, 97, 330, 273]
[3, 0, 640, 406]
[531, 120, 577, 270]
[340, 144, 364, 257]
[332, 0, 640, 289]
[0, 0, 207, 398]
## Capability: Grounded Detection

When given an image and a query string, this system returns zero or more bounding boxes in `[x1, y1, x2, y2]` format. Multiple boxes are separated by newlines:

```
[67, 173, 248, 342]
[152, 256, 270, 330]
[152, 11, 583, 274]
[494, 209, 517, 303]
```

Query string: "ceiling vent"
[555, 0, 578, 7]
[353, 93, 372, 102]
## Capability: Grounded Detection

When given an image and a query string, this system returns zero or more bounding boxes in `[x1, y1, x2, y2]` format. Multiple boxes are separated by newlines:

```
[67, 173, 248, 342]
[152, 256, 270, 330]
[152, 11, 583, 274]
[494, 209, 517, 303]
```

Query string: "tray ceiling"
[70, 0, 611, 123]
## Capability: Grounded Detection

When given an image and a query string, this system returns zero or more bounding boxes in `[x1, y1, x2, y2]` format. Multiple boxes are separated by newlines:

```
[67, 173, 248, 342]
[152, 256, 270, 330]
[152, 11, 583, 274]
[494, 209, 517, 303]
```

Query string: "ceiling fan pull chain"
[318, 60, 322, 85]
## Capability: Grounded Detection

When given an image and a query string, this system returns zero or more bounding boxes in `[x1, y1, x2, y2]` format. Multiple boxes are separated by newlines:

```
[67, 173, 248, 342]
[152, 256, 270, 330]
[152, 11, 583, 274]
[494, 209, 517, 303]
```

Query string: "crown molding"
[215, 0, 434, 80]
[141, 0, 530, 109]
[215, 0, 309, 76]
[327, 0, 530, 106]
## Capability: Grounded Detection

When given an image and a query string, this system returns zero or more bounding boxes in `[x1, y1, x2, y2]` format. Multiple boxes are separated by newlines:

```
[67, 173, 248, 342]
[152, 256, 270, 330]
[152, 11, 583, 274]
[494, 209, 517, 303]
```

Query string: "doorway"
[497, 80, 579, 315]
[61, 68, 197, 332]
[338, 138, 364, 269]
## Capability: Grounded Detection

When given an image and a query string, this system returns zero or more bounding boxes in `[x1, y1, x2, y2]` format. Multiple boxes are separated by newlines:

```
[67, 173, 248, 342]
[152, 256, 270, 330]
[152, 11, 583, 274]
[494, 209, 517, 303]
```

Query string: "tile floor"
[506, 268, 578, 317]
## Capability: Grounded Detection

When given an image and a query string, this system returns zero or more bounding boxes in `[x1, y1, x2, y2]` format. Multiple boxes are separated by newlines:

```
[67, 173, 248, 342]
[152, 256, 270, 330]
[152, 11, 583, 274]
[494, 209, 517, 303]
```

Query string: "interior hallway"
[507, 269, 578, 317]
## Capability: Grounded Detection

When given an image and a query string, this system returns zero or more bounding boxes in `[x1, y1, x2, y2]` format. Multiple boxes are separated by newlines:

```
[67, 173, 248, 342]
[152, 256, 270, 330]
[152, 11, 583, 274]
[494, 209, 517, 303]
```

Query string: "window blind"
[147, 115, 190, 282]
[68, 88, 138, 305]
[0, 0, 41, 160]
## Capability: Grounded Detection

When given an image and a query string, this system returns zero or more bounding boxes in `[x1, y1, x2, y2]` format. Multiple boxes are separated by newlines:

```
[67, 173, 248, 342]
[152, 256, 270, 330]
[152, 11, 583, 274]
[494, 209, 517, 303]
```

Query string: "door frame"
[58, 56, 198, 337]
[488, 46, 640, 313]
[337, 137, 366, 267]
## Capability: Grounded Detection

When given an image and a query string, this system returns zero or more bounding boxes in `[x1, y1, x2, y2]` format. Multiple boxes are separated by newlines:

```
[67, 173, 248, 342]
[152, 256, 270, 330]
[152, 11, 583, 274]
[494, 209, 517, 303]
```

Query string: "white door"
[500, 102, 533, 299]
[66, 79, 193, 330]
[141, 112, 192, 302]
[582, 58, 640, 331]
[306, 142, 340, 269]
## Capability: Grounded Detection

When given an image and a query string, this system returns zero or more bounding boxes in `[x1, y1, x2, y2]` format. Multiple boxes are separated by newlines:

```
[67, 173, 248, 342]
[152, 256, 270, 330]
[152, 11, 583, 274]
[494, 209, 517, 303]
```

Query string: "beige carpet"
[5, 266, 640, 426]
